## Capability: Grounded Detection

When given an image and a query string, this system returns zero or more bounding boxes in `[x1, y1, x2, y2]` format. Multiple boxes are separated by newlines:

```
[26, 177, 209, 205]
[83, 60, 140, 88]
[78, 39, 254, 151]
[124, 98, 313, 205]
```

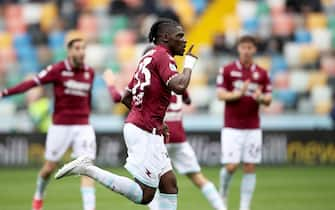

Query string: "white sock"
[84, 165, 143, 204]
[159, 193, 177, 210]
[33, 175, 49, 200]
[240, 173, 256, 210]
[81, 187, 96, 210]
[219, 167, 233, 198]
[201, 182, 226, 210]
[148, 191, 159, 210]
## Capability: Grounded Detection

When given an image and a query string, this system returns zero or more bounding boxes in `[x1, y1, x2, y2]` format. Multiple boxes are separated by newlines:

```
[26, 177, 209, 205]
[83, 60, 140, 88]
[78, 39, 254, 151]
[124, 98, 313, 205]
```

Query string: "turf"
[0, 166, 334, 210]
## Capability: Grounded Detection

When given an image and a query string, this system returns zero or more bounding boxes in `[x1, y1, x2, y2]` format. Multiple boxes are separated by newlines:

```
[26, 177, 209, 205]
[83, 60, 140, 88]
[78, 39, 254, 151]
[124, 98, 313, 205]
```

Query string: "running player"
[54, 18, 197, 210]
[0, 33, 97, 210]
[216, 35, 272, 210]
[103, 70, 226, 210]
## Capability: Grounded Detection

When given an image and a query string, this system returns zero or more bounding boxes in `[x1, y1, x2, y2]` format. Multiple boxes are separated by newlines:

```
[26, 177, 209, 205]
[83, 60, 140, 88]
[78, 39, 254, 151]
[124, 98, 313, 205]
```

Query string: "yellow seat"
[299, 44, 319, 66]
[172, 0, 195, 29]
[222, 13, 240, 33]
[308, 71, 327, 90]
[0, 33, 12, 48]
[254, 56, 271, 70]
[314, 100, 332, 115]
[40, 3, 58, 32]
[307, 13, 327, 30]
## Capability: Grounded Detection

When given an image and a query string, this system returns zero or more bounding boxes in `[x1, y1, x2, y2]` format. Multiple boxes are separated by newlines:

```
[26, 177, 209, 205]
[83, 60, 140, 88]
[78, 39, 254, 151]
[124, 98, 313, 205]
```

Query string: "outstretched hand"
[103, 69, 116, 86]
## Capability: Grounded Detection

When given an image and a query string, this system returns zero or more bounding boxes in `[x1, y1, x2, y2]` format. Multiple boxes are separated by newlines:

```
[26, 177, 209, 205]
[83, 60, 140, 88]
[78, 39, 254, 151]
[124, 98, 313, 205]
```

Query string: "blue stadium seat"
[274, 89, 297, 108]
[270, 55, 288, 78]
[48, 31, 65, 49]
[294, 29, 312, 43]
[13, 33, 32, 49]
[243, 17, 259, 33]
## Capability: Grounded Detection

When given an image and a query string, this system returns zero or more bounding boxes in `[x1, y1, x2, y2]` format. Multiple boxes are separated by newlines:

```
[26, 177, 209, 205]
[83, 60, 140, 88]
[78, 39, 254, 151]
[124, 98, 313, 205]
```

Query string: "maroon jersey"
[164, 92, 190, 143]
[216, 60, 272, 129]
[2, 60, 94, 125]
[125, 45, 178, 135]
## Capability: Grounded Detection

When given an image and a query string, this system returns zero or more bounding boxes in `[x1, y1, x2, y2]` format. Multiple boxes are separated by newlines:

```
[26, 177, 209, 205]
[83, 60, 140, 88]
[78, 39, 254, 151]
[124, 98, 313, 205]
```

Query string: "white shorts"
[221, 128, 262, 164]
[45, 124, 96, 162]
[166, 142, 201, 174]
[123, 123, 173, 188]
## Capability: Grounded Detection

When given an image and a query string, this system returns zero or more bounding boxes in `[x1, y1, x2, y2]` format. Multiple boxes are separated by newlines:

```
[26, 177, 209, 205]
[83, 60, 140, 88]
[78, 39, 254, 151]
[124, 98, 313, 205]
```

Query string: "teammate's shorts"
[166, 142, 201, 174]
[221, 127, 262, 164]
[123, 123, 173, 188]
[45, 124, 96, 162]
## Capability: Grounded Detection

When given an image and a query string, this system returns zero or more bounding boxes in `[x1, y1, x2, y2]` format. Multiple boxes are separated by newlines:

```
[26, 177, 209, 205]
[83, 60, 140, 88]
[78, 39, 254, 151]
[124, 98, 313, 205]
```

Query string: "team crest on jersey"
[253, 72, 260, 80]
[61, 70, 74, 77]
[169, 63, 177, 72]
[231, 70, 242, 77]
[84, 72, 90, 80]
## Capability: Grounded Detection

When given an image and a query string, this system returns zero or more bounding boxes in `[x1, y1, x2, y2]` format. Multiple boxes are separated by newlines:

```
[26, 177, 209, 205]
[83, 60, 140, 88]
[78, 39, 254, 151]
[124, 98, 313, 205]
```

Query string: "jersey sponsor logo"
[230, 70, 242, 77]
[64, 80, 91, 97]
[233, 80, 261, 96]
[169, 63, 177, 72]
[61, 71, 74, 77]
[84, 72, 90, 80]
[253, 72, 260, 80]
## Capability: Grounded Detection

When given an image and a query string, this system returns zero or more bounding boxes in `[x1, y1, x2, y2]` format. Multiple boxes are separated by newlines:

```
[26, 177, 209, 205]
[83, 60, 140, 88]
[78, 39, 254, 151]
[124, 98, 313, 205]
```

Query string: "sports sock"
[219, 167, 233, 198]
[148, 191, 159, 210]
[240, 173, 256, 210]
[201, 182, 226, 210]
[84, 165, 143, 204]
[81, 187, 96, 210]
[159, 193, 177, 210]
[33, 175, 50, 200]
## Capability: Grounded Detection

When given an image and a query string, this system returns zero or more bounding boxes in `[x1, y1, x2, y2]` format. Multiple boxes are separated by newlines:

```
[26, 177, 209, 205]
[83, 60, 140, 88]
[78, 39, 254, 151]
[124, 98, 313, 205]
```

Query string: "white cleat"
[55, 156, 93, 179]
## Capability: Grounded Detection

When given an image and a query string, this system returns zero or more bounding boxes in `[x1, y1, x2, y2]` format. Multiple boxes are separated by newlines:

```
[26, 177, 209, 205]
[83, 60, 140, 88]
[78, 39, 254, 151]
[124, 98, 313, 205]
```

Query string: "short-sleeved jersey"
[35, 60, 94, 125]
[125, 45, 178, 135]
[164, 92, 186, 143]
[216, 60, 272, 129]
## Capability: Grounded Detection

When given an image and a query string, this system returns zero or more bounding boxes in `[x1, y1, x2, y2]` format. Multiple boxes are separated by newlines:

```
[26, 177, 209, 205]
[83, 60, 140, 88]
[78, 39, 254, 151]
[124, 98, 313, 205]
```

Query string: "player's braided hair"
[148, 18, 180, 44]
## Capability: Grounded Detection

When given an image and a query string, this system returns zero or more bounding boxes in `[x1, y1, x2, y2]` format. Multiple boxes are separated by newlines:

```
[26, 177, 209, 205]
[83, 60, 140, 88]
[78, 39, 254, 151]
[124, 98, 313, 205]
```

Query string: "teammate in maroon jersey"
[0, 35, 97, 210]
[103, 70, 226, 210]
[55, 19, 197, 210]
[216, 35, 272, 210]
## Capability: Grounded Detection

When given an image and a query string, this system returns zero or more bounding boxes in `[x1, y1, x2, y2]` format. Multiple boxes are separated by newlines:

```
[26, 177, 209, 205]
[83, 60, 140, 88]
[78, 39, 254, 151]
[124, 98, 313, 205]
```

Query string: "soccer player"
[216, 35, 272, 210]
[0, 34, 97, 210]
[103, 71, 226, 210]
[54, 18, 197, 210]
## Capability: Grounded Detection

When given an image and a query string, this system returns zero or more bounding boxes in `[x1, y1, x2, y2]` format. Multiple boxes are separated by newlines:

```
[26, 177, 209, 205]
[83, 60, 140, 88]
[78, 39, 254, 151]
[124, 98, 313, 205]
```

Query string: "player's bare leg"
[81, 176, 96, 210]
[240, 163, 256, 210]
[55, 156, 158, 205]
[157, 170, 178, 210]
[220, 163, 239, 208]
[32, 161, 57, 210]
[187, 172, 226, 210]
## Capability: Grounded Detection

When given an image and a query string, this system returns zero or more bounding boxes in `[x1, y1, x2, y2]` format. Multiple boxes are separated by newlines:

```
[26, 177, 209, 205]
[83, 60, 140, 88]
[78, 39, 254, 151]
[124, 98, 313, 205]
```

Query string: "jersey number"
[132, 57, 152, 106]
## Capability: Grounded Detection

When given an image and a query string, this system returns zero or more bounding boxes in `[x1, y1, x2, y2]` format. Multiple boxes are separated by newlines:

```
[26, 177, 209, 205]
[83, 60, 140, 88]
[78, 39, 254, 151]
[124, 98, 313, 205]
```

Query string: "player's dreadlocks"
[148, 18, 180, 44]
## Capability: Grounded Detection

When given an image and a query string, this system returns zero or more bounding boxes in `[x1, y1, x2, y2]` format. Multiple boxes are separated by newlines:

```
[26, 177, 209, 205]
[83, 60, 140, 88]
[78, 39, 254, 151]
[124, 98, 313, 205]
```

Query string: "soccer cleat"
[54, 156, 93, 179]
[32, 198, 43, 210]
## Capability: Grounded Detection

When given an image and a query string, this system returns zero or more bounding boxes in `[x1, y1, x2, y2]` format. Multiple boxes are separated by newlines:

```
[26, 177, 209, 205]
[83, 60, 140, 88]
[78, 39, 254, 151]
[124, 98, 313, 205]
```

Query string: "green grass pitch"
[0, 166, 334, 210]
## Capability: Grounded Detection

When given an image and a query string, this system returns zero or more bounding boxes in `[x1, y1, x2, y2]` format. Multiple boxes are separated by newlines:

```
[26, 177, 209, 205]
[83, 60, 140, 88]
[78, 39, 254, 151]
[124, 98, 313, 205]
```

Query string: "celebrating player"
[216, 35, 272, 210]
[55, 18, 197, 210]
[103, 69, 226, 210]
[0, 33, 97, 210]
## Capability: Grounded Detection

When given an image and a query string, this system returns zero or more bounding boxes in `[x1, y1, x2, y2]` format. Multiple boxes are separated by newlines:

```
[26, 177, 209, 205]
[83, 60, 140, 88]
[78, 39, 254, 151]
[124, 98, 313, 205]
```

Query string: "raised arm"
[103, 70, 122, 103]
[1, 65, 57, 98]
[1, 79, 38, 97]
[167, 45, 197, 94]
